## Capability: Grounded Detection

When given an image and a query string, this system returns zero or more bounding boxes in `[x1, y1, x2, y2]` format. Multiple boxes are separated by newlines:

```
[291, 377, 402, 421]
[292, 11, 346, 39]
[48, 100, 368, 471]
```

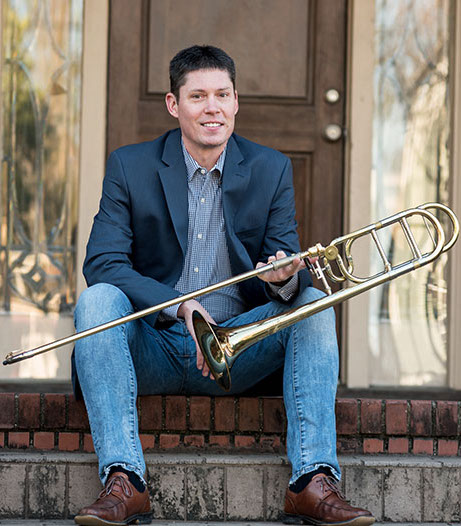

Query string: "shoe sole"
[74, 512, 153, 526]
[283, 513, 375, 526]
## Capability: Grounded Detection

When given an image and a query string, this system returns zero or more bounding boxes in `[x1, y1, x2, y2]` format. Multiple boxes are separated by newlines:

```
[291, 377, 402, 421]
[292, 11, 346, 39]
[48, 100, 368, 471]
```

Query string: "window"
[1, 0, 84, 380]
[369, 0, 452, 386]
[347, 0, 458, 388]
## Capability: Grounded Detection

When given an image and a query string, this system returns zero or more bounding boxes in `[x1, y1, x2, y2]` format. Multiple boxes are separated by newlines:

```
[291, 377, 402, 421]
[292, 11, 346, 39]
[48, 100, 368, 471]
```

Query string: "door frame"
[76, 0, 109, 297]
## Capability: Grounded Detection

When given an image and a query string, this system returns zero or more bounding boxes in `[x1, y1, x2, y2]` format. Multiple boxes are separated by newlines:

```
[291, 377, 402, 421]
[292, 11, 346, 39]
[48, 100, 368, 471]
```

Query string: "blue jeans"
[74, 283, 340, 486]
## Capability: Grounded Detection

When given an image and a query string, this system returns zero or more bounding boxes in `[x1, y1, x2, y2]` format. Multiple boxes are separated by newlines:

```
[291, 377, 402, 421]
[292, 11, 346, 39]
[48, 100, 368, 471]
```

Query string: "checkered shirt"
[161, 140, 298, 323]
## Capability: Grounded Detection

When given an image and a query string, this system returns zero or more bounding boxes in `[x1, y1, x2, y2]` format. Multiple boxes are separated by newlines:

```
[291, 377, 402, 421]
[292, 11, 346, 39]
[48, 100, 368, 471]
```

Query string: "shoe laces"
[99, 474, 133, 500]
[319, 476, 347, 501]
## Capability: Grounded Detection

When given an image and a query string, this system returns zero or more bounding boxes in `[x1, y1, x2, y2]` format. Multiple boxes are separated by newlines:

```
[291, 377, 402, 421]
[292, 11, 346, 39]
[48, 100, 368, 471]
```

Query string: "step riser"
[1, 454, 460, 523]
[2, 394, 460, 456]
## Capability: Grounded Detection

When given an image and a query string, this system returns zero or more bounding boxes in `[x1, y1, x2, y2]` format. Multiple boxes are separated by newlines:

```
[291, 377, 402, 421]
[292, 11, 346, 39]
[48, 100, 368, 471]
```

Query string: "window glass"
[369, 0, 452, 385]
[1, 0, 83, 379]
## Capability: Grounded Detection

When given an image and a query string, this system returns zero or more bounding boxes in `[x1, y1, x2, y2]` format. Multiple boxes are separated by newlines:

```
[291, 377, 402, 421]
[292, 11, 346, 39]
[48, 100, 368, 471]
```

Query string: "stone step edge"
[1, 451, 461, 468]
[0, 524, 459, 526]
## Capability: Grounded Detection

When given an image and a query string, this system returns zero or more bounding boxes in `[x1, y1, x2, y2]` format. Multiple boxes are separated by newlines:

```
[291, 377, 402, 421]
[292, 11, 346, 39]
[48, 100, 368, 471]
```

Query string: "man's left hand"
[256, 250, 305, 284]
[177, 299, 216, 378]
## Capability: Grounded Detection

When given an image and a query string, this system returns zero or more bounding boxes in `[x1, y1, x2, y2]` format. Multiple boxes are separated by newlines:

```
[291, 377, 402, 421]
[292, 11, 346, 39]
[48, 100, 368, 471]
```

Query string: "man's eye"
[191, 94, 203, 99]
[219, 93, 229, 97]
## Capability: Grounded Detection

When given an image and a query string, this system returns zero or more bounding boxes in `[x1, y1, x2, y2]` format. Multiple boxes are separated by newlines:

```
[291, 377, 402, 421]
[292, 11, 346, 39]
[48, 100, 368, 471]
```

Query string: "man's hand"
[177, 299, 216, 377]
[256, 250, 305, 284]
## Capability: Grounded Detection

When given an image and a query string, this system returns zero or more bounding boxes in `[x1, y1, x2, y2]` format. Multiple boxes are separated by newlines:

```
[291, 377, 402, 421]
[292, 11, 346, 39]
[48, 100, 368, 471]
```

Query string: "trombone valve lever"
[307, 259, 332, 295]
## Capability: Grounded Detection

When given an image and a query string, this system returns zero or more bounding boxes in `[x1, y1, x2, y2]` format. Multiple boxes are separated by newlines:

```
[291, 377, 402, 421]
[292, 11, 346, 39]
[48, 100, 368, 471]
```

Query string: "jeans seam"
[291, 323, 308, 468]
[119, 318, 144, 475]
[180, 324, 191, 393]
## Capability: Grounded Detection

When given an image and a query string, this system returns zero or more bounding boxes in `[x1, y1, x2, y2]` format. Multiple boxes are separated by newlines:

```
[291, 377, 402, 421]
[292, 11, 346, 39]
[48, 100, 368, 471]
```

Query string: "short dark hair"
[169, 45, 236, 99]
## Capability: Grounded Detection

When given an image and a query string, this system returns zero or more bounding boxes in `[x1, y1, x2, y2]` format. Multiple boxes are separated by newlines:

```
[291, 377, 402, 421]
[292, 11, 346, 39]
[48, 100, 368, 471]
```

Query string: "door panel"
[146, 0, 312, 99]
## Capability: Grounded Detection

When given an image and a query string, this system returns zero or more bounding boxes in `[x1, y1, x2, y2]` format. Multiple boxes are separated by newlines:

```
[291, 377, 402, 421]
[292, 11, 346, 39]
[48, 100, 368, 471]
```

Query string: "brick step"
[1, 394, 460, 456]
[1, 452, 460, 523]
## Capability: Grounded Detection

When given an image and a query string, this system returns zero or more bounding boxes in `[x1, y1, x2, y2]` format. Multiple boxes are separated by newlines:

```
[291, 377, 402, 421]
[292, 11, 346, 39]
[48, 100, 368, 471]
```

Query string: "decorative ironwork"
[1, 0, 84, 313]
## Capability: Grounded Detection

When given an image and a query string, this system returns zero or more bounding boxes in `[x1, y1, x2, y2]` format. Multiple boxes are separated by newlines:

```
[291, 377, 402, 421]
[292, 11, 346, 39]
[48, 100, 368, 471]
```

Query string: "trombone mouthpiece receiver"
[3, 354, 13, 366]
[3, 350, 21, 366]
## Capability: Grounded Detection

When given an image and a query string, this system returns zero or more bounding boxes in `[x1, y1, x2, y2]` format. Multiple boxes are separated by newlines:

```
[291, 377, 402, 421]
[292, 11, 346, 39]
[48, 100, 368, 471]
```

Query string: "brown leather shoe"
[283, 473, 375, 526]
[74, 472, 152, 525]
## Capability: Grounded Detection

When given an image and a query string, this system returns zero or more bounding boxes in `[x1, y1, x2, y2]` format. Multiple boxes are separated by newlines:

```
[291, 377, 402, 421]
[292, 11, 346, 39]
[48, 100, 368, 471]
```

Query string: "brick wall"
[0, 393, 459, 456]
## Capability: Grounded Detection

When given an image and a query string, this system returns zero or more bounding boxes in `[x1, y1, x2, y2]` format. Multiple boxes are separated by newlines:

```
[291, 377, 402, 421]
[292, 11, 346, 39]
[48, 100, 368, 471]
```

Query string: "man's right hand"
[177, 299, 216, 378]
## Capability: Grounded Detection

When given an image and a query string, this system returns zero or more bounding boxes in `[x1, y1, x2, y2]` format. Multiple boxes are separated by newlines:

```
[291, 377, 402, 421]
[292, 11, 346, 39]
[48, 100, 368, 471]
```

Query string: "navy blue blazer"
[72, 129, 311, 397]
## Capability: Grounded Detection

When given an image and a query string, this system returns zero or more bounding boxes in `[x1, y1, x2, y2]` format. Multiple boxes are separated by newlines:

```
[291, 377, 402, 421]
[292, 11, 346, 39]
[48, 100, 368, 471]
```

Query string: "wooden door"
[107, 0, 347, 251]
[107, 0, 347, 393]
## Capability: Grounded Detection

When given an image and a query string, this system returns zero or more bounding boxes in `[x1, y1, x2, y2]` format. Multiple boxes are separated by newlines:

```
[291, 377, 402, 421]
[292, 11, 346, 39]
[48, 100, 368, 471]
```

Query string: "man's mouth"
[201, 122, 223, 128]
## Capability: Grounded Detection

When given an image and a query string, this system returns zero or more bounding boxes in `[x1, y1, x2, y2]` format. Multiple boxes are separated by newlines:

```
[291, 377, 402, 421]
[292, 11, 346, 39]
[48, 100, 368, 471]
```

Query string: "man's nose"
[204, 96, 220, 113]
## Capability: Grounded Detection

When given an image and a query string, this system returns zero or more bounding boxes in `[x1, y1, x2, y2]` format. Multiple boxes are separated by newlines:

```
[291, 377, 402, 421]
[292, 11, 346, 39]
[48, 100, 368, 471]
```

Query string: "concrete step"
[1, 452, 460, 523]
[0, 523, 459, 526]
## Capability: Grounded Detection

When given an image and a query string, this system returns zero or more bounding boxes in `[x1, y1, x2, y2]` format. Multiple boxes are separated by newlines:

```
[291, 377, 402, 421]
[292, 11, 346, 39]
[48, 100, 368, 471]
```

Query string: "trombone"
[3, 203, 459, 388]
[194, 203, 458, 390]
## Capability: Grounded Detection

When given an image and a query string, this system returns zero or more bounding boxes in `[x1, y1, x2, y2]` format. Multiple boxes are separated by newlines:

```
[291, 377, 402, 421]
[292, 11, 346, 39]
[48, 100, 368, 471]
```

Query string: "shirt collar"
[181, 139, 226, 182]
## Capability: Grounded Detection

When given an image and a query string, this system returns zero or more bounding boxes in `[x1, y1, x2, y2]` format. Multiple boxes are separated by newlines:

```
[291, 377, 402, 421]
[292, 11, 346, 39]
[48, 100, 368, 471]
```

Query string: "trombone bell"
[193, 312, 233, 391]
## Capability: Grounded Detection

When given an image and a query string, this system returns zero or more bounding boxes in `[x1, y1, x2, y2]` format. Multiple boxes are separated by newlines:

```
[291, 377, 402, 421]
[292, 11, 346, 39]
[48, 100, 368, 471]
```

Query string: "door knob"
[324, 89, 340, 104]
[323, 124, 343, 142]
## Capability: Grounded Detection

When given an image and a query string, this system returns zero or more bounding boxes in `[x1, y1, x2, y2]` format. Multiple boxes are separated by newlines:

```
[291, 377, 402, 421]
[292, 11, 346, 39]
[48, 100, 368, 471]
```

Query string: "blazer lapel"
[158, 130, 188, 256]
[222, 135, 251, 232]
[222, 135, 252, 270]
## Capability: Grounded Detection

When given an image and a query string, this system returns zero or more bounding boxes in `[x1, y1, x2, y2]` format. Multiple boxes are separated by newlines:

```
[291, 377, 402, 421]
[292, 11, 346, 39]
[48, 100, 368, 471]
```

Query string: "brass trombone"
[192, 203, 459, 390]
[3, 203, 459, 386]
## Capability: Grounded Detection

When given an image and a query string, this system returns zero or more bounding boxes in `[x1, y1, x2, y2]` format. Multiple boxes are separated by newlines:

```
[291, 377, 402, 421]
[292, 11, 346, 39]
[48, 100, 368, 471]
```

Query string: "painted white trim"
[448, 0, 461, 389]
[343, 0, 375, 387]
[76, 0, 109, 297]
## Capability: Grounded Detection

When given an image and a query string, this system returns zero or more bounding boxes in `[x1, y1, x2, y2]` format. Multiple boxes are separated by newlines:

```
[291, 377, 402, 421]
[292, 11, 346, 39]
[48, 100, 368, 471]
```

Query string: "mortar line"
[223, 465, 228, 521]
[64, 463, 70, 519]
[24, 462, 30, 519]
[262, 465, 267, 521]
[184, 464, 189, 521]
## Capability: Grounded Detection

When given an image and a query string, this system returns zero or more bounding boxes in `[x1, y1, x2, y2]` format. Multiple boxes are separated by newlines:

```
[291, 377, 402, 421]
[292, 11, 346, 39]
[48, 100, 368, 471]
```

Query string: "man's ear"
[234, 90, 239, 116]
[165, 92, 179, 118]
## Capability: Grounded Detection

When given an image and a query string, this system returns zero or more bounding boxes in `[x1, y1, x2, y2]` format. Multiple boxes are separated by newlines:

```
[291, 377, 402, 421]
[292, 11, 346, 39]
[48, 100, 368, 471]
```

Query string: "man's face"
[165, 68, 239, 156]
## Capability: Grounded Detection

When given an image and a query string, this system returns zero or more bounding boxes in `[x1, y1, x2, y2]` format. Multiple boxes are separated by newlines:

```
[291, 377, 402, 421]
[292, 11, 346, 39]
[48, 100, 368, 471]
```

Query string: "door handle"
[324, 88, 340, 104]
[323, 124, 343, 142]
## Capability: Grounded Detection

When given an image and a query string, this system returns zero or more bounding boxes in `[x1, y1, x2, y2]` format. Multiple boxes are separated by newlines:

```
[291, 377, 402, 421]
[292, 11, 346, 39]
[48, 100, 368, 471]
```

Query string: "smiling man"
[165, 68, 238, 166]
[72, 46, 374, 526]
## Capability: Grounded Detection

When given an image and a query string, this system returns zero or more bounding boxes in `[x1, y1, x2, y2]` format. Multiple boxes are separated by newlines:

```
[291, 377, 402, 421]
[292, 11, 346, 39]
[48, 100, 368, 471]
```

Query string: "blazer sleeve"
[259, 156, 312, 302]
[83, 151, 181, 327]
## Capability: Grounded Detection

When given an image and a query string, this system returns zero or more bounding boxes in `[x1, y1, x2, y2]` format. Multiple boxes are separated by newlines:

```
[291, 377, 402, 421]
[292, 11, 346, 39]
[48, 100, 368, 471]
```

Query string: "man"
[73, 45, 374, 526]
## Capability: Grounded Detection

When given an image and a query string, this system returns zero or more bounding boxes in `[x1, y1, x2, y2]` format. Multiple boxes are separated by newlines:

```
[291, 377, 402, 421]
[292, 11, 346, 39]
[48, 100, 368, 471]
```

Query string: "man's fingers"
[257, 250, 307, 283]
[196, 350, 211, 377]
